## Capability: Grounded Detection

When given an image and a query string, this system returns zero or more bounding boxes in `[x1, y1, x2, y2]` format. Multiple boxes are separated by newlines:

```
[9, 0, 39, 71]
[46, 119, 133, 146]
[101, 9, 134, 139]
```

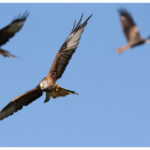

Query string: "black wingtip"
[19, 10, 29, 21]
[85, 14, 92, 22]
[118, 7, 130, 16]
[79, 13, 93, 24]
[72, 14, 92, 32]
[72, 14, 83, 31]
[75, 92, 79, 95]
[76, 14, 84, 29]
[13, 10, 29, 22]
[22, 10, 30, 19]
[118, 7, 126, 12]
[80, 14, 92, 28]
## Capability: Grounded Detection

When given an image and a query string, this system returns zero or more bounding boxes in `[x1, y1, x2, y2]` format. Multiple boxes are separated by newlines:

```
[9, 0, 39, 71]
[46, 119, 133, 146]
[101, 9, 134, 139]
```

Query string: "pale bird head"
[40, 78, 48, 90]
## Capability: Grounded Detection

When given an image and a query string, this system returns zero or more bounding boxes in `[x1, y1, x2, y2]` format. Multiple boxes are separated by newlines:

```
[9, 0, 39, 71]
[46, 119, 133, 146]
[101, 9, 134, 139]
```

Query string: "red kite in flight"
[0, 14, 92, 120]
[117, 8, 150, 54]
[0, 11, 29, 57]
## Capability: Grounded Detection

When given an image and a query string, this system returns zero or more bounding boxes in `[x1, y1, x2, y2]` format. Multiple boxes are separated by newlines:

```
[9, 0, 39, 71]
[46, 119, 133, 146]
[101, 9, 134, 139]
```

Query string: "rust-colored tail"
[0, 48, 16, 58]
[51, 87, 78, 99]
[116, 45, 130, 54]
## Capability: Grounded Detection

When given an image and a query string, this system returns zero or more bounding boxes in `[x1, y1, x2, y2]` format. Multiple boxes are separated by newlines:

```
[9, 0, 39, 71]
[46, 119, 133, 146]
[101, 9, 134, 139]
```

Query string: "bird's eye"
[51, 71, 56, 77]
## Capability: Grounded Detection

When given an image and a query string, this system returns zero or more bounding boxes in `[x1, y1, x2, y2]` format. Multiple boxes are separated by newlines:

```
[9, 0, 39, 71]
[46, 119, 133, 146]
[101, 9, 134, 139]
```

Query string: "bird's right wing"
[119, 8, 142, 44]
[0, 87, 43, 121]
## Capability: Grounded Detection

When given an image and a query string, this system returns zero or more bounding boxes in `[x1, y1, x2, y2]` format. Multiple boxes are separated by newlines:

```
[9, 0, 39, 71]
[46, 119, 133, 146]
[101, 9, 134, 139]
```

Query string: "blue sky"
[0, 3, 150, 147]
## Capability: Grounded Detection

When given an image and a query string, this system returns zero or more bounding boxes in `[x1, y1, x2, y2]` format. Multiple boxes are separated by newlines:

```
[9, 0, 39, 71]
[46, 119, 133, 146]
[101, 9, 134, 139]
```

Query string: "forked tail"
[116, 45, 130, 54]
[44, 87, 78, 103]
[60, 87, 78, 95]
[0, 48, 16, 58]
[51, 87, 78, 99]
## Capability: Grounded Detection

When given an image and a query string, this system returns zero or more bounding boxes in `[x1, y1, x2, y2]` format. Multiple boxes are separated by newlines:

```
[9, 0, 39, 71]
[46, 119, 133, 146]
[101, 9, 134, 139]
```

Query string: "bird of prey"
[0, 14, 92, 120]
[0, 11, 29, 58]
[116, 8, 150, 54]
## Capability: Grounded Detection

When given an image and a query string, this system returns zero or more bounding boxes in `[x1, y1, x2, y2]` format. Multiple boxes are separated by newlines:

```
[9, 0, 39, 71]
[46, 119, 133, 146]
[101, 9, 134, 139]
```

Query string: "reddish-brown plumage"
[116, 8, 150, 54]
[0, 14, 91, 121]
[0, 11, 29, 57]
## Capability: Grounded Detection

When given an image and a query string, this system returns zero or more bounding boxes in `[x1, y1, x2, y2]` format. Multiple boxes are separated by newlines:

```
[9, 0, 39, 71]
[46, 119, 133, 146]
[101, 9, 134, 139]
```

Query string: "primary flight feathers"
[0, 11, 29, 57]
[49, 14, 92, 81]
[0, 14, 92, 121]
[117, 8, 150, 54]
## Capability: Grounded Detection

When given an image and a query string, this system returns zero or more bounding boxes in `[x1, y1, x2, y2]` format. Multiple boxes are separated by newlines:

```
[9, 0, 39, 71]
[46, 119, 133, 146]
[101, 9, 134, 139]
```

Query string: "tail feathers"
[0, 48, 16, 58]
[51, 87, 78, 99]
[116, 45, 130, 54]
[61, 88, 78, 95]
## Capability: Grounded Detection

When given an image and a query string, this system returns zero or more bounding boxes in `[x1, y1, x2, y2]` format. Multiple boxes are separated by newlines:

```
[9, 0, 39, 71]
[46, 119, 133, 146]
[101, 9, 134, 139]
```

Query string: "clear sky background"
[0, 3, 150, 147]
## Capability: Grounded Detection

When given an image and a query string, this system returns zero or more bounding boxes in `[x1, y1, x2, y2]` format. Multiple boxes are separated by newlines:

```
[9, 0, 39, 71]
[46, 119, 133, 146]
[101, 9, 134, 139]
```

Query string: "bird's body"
[0, 14, 92, 121]
[131, 39, 145, 47]
[117, 8, 150, 54]
[39, 77, 77, 103]
[0, 11, 29, 57]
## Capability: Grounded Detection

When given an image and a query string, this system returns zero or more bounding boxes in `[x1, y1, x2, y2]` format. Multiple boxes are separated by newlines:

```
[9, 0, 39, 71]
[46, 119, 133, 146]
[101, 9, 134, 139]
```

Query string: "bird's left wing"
[48, 14, 92, 81]
[0, 86, 43, 121]
[119, 8, 142, 44]
[0, 11, 29, 46]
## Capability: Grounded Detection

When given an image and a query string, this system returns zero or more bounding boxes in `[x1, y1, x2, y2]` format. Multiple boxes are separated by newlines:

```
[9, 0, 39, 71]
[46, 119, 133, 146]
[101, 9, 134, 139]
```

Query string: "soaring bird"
[116, 8, 150, 54]
[0, 11, 29, 57]
[0, 14, 92, 121]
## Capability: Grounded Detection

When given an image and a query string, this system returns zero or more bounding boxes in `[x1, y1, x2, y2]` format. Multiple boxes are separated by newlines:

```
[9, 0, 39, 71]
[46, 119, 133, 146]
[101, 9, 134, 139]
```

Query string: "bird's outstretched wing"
[48, 14, 92, 81]
[119, 8, 142, 44]
[0, 87, 43, 121]
[0, 11, 29, 46]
